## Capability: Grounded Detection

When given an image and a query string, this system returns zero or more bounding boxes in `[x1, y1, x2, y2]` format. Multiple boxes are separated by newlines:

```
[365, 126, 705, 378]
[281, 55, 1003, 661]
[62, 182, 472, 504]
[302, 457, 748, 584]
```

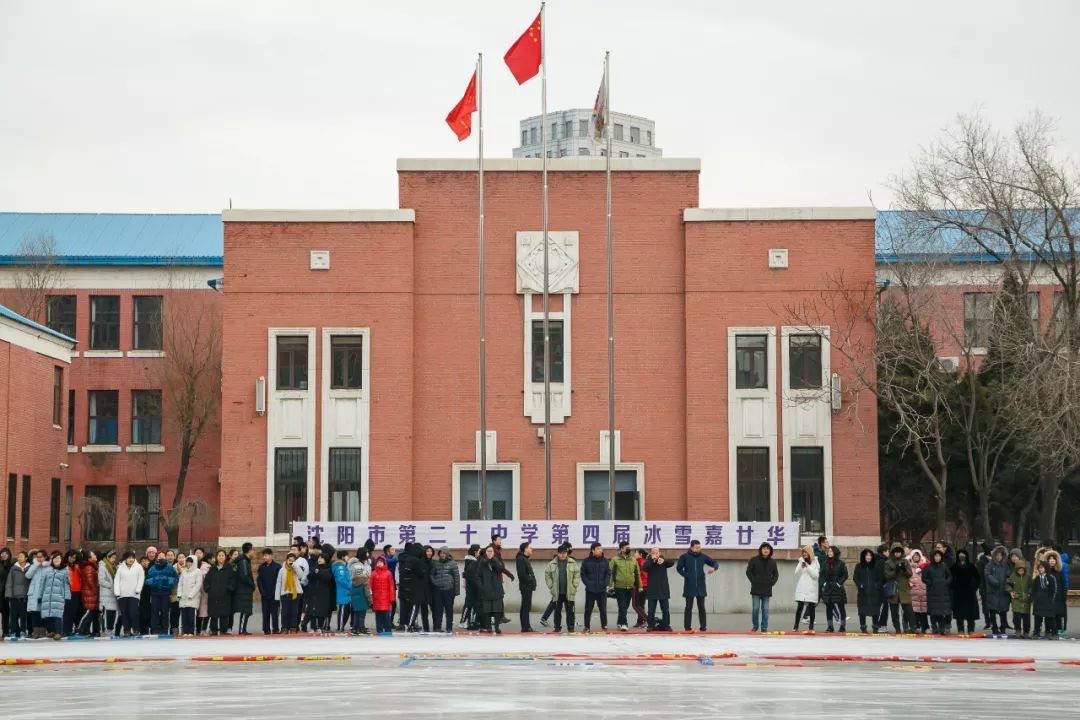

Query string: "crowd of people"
[0, 534, 1070, 641]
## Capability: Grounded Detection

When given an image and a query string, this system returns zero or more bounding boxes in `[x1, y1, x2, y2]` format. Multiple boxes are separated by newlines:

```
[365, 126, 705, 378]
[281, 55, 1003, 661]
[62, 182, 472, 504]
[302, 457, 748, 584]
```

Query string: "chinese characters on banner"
[291, 521, 799, 550]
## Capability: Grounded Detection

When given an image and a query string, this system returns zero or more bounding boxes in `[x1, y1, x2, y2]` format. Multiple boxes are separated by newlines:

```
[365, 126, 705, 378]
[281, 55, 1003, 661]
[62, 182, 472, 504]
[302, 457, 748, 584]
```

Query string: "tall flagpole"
[477, 53, 488, 521]
[604, 51, 616, 520]
[541, 1, 552, 520]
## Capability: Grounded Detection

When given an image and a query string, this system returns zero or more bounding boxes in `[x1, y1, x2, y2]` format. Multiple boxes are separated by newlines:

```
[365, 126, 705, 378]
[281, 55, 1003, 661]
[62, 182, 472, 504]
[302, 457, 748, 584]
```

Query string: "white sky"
[1, 0, 1077, 213]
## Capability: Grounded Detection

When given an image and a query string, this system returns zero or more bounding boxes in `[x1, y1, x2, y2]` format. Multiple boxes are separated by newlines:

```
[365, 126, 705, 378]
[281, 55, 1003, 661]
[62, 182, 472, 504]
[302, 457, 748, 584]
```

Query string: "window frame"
[629, 126, 640, 143]
[276, 335, 309, 391]
[67, 389, 75, 446]
[273, 447, 308, 534]
[87, 390, 119, 446]
[53, 366, 63, 426]
[46, 295, 76, 338]
[89, 295, 121, 350]
[20, 475, 30, 540]
[82, 485, 117, 542]
[790, 447, 826, 535]
[132, 295, 163, 350]
[735, 447, 770, 522]
[131, 389, 162, 445]
[581, 469, 641, 521]
[578, 119, 588, 136]
[330, 335, 363, 390]
[127, 484, 161, 542]
[735, 334, 768, 390]
[530, 319, 565, 383]
[328, 447, 363, 522]
[5, 473, 15, 541]
[614, 123, 624, 141]
[49, 477, 61, 543]
[788, 333, 823, 390]
[963, 292, 993, 349]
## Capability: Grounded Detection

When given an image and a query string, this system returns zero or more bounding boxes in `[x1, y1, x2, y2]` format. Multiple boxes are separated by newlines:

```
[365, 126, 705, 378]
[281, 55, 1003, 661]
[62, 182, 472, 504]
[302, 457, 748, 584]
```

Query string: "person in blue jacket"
[382, 544, 399, 625]
[676, 540, 719, 632]
[332, 549, 353, 632]
[145, 555, 179, 635]
[37, 553, 70, 640]
[579, 542, 611, 632]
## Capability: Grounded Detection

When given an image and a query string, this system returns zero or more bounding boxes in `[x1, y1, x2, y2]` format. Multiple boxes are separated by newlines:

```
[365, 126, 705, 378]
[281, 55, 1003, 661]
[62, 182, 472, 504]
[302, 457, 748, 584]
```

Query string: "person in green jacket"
[544, 544, 580, 633]
[1006, 562, 1032, 638]
[609, 541, 643, 631]
[883, 544, 913, 633]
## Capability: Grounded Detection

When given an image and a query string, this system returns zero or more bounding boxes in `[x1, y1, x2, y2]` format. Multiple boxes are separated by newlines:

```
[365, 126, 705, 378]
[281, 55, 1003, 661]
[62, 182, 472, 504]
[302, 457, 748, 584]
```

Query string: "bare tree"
[75, 494, 116, 543]
[7, 233, 62, 322]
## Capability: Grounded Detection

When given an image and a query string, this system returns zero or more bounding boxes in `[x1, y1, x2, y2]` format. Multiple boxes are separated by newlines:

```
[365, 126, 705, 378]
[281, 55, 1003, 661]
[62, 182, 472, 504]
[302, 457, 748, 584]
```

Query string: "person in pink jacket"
[197, 557, 211, 635]
[907, 549, 929, 633]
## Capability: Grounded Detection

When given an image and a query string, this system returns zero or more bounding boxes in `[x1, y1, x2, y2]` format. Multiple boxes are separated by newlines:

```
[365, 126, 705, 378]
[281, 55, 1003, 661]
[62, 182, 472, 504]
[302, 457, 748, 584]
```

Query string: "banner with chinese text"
[292, 520, 799, 551]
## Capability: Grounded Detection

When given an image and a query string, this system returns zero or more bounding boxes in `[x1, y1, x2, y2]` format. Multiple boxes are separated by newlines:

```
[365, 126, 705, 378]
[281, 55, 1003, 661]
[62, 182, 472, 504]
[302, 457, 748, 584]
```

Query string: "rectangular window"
[330, 336, 363, 389]
[964, 292, 993, 348]
[559, 148, 568, 157]
[274, 448, 307, 534]
[583, 470, 639, 520]
[614, 123, 624, 141]
[133, 295, 163, 350]
[736, 448, 770, 522]
[551, 122, 557, 140]
[46, 295, 76, 337]
[63, 486, 72, 544]
[564, 121, 572, 139]
[20, 475, 30, 540]
[82, 485, 117, 542]
[646, 130, 653, 146]
[630, 126, 640, 143]
[578, 147, 589, 156]
[5, 474, 15, 541]
[328, 447, 362, 522]
[49, 478, 60, 543]
[67, 389, 75, 445]
[579, 119, 588, 136]
[53, 367, 63, 426]
[88, 390, 119, 445]
[276, 336, 309, 390]
[791, 447, 825, 534]
[89, 295, 120, 350]
[735, 335, 768, 389]
[128, 485, 160, 541]
[618, 151, 629, 158]
[131, 390, 162, 445]
[521, 129, 528, 146]
[530, 127, 537, 144]
[531, 319, 564, 383]
[789, 334, 823, 389]
[459, 469, 512, 520]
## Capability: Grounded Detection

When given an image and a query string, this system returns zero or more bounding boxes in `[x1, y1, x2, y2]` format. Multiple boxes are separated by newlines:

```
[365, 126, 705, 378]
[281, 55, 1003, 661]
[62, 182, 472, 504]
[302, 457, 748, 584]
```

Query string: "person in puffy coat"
[983, 545, 1011, 637]
[430, 547, 460, 633]
[98, 550, 119, 636]
[112, 551, 144, 636]
[332, 549, 353, 633]
[950, 549, 981, 634]
[203, 550, 235, 635]
[820, 545, 848, 633]
[177, 555, 203, 635]
[75, 551, 101, 636]
[275, 552, 304, 633]
[745, 542, 779, 632]
[37, 553, 70, 639]
[884, 544, 914, 633]
[348, 551, 373, 635]
[1031, 560, 1060, 638]
[793, 545, 820, 631]
[25, 550, 48, 638]
[1006, 561, 1031, 638]
[198, 557, 211, 634]
[853, 548, 885, 633]
[145, 556, 179, 635]
[1046, 550, 1068, 636]
[922, 549, 953, 635]
[63, 550, 82, 636]
[476, 546, 506, 634]
[908, 550, 929, 633]
[580, 543, 611, 632]
[232, 544, 256, 635]
[369, 555, 396, 634]
[305, 551, 336, 633]
[4, 551, 30, 638]
[462, 545, 482, 630]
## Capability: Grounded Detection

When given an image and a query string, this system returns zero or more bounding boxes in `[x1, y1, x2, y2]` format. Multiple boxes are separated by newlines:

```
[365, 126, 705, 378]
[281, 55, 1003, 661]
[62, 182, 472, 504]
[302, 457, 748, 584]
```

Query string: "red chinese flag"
[503, 12, 542, 84]
[445, 71, 477, 141]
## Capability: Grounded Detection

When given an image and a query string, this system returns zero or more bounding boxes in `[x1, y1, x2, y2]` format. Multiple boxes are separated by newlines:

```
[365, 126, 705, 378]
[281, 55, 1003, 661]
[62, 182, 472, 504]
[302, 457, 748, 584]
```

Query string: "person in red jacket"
[75, 551, 100, 636]
[633, 549, 649, 628]
[370, 556, 396, 635]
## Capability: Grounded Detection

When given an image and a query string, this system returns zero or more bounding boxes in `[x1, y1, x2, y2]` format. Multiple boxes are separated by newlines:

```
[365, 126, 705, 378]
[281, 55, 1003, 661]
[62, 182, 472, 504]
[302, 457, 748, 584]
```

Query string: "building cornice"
[684, 207, 877, 222]
[222, 209, 415, 223]
[397, 158, 699, 172]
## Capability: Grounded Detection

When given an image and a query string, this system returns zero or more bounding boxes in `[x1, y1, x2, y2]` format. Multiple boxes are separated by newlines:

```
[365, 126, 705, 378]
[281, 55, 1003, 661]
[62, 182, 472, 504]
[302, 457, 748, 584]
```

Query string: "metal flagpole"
[604, 52, 616, 521]
[477, 53, 487, 521]
[541, 1, 552, 520]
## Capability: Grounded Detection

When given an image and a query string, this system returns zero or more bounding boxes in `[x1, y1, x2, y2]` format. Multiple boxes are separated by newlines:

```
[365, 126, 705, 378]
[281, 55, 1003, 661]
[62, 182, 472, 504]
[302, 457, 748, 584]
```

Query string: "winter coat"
[232, 556, 255, 615]
[884, 550, 913, 605]
[580, 555, 612, 594]
[1045, 551, 1068, 618]
[0, 550, 9, 602]
[305, 561, 336, 618]
[853, 552, 885, 617]
[177, 566, 204, 610]
[908, 552, 928, 613]
[274, 563, 304, 601]
[198, 562, 211, 618]
[78, 560, 100, 611]
[38, 565, 71, 619]
[4, 562, 30, 600]
[347, 558, 372, 611]
[98, 560, 118, 612]
[113, 561, 145, 600]
[476, 557, 505, 615]
[1030, 567, 1059, 618]
[1006, 566, 1031, 614]
[332, 559, 352, 606]
[676, 550, 719, 598]
[610, 553, 643, 591]
[983, 546, 1011, 614]
[644, 556, 675, 600]
[203, 564, 235, 617]
[67, 563, 81, 596]
[950, 553, 981, 621]
[516, 552, 537, 592]
[921, 559, 952, 616]
[145, 559, 179, 597]
[369, 563, 395, 612]
[745, 545, 779, 597]
[430, 555, 461, 594]
[26, 561, 46, 612]
[257, 560, 281, 602]
[794, 556, 820, 604]
[820, 554, 849, 604]
[544, 557, 581, 601]
[463, 555, 481, 604]
[400, 547, 432, 605]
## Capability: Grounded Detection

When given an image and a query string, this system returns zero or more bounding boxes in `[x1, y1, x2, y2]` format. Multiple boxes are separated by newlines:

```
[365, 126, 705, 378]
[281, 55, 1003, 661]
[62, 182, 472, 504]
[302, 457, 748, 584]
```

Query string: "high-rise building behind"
[513, 109, 661, 158]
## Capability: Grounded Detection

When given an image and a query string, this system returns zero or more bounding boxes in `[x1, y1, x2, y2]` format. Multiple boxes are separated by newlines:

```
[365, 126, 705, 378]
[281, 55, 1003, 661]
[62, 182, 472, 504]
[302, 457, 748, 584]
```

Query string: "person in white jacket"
[177, 555, 203, 635]
[98, 550, 119, 636]
[113, 551, 145, 636]
[793, 545, 820, 632]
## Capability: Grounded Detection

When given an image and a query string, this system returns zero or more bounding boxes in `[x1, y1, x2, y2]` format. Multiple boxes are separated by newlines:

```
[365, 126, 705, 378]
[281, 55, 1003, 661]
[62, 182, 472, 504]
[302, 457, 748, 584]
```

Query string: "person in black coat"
[305, 551, 336, 633]
[462, 544, 482, 630]
[232, 543, 256, 635]
[476, 547, 506, 634]
[256, 549, 282, 635]
[922, 550, 953, 635]
[516, 543, 537, 633]
[853, 548, 885, 633]
[950, 549, 981, 634]
[744, 542, 779, 632]
[396, 543, 415, 631]
[1031, 561, 1060, 637]
[644, 547, 676, 631]
[203, 551, 236, 635]
[402, 544, 432, 632]
[820, 546, 849, 633]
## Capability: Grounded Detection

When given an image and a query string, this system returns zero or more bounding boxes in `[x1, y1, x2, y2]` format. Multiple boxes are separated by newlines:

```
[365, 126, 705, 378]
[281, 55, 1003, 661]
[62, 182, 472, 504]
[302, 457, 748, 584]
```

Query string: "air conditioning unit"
[937, 357, 960, 374]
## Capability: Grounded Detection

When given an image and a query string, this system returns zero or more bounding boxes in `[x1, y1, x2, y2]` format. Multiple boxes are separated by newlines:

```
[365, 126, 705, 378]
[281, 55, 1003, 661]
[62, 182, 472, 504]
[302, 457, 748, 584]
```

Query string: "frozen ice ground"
[3, 633, 1077, 719]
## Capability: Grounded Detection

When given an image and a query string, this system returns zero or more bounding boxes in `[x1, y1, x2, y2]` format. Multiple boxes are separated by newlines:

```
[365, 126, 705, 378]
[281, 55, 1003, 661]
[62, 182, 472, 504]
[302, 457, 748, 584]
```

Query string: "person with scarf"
[275, 552, 303, 633]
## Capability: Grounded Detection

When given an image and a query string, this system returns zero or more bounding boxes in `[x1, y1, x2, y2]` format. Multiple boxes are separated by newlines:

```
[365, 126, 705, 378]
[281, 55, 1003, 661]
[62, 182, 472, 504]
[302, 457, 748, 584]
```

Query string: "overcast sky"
[2, 0, 1077, 213]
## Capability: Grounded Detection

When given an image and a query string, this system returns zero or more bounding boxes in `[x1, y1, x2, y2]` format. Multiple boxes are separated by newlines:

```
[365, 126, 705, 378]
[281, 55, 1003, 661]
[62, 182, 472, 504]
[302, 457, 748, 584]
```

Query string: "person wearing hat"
[430, 546, 460, 633]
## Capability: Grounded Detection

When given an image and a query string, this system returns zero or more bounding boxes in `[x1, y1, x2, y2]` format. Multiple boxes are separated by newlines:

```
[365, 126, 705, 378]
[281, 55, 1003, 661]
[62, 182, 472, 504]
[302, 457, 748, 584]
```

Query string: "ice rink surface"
[3, 632, 1077, 719]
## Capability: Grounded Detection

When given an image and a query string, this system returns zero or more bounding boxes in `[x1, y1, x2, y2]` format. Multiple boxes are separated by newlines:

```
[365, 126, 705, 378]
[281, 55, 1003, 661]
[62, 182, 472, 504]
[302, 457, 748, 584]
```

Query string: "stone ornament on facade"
[516, 231, 579, 295]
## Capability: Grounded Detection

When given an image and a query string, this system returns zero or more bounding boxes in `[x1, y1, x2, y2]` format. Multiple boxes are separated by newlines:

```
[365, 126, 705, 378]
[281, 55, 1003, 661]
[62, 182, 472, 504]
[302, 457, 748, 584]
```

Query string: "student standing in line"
[745, 542, 779, 633]
[257, 549, 282, 635]
[793, 545, 820, 631]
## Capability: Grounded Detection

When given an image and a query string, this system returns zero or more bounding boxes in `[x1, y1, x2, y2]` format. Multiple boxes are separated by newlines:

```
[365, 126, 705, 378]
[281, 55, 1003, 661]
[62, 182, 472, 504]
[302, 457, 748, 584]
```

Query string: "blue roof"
[0, 213, 223, 266]
[0, 304, 76, 344]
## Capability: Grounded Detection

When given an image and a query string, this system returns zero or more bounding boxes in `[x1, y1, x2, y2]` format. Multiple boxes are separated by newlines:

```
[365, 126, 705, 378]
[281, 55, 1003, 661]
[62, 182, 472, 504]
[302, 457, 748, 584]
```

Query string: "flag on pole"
[445, 71, 478, 141]
[591, 67, 607, 141]
[503, 11, 542, 84]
